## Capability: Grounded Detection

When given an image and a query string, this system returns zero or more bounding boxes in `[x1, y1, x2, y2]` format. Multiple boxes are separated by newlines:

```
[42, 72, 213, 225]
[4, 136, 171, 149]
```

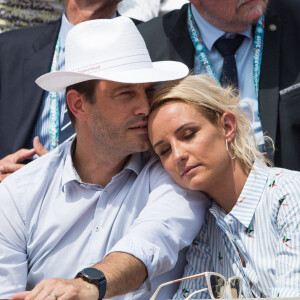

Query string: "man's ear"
[220, 112, 237, 142]
[66, 90, 87, 121]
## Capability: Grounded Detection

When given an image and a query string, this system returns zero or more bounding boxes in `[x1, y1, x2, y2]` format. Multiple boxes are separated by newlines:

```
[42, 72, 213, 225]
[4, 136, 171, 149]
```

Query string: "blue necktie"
[214, 34, 244, 89]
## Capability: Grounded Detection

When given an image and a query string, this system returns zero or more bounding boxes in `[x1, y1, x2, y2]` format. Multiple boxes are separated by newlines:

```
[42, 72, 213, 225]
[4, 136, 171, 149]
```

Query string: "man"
[0, 0, 141, 181]
[138, 0, 300, 171]
[0, 17, 208, 300]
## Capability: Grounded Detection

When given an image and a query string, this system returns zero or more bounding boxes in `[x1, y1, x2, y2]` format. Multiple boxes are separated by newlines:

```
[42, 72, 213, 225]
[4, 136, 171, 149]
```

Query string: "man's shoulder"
[138, 155, 165, 179]
[0, 18, 61, 45]
[1, 142, 69, 192]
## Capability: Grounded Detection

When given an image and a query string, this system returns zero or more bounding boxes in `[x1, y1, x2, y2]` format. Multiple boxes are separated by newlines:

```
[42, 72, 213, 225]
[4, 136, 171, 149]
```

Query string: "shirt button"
[95, 226, 101, 232]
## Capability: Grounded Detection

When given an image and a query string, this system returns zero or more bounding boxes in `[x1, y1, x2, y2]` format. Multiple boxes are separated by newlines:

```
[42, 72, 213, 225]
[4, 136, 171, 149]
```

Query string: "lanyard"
[187, 4, 264, 99]
[49, 35, 61, 150]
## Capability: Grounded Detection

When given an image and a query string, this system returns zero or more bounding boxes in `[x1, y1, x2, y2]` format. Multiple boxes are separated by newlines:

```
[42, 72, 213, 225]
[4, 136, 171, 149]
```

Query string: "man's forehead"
[101, 80, 156, 91]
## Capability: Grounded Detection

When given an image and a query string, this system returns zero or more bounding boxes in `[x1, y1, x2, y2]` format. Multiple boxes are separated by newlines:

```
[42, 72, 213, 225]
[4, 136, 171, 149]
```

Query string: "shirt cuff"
[106, 236, 162, 292]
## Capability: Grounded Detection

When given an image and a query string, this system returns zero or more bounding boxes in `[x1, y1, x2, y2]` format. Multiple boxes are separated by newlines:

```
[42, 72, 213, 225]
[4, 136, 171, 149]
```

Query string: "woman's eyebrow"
[153, 140, 164, 149]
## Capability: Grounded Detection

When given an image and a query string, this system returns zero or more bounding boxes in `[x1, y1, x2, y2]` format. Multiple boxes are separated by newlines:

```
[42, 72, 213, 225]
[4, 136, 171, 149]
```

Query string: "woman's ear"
[66, 90, 87, 122]
[220, 112, 237, 142]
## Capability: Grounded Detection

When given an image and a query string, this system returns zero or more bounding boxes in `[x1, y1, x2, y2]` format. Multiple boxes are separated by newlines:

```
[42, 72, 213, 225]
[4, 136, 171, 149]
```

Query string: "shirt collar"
[190, 4, 252, 51]
[61, 139, 82, 190]
[61, 140, 146, 190]
[119, 152, 146, 176]
[228, 161, 269, 228]
[209, 162, 269, 228]
[59, 12, 74, 50]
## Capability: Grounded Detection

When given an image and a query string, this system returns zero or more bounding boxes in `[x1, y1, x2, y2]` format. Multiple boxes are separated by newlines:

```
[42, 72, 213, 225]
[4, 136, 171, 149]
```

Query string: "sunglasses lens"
[229, 278, 241, 298]
[210, 275, 225, 299]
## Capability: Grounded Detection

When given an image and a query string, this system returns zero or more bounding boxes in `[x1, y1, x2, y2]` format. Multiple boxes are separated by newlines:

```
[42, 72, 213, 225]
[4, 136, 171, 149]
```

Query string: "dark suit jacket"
[138, 0, 300, 171]
[0, 15, 141, 159]
[0, 19, 60, 159]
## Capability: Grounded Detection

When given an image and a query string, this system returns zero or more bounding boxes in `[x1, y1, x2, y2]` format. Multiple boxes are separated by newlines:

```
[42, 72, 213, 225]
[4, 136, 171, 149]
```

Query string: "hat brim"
[36, 61, 189, 92]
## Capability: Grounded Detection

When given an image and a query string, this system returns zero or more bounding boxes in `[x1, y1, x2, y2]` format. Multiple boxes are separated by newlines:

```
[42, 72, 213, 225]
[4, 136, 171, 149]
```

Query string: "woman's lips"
[181, 164, 200, 176]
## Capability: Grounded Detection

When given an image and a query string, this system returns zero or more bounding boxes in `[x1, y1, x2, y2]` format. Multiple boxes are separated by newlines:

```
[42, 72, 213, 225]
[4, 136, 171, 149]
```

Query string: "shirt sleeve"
[0, 179, 28, 298]
[173, 212, 213, 299]
[272, 172, 300, 297]
[107, 160, 210, 290]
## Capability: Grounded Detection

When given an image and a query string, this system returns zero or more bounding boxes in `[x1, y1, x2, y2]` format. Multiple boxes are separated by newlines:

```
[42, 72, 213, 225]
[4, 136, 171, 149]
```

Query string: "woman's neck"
[209, 160, 251, 214]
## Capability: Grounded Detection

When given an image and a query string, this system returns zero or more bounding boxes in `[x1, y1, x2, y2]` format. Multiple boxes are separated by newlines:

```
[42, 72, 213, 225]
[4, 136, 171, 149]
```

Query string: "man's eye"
[146, 88, 156, 97]
[120, 91, 132, 96]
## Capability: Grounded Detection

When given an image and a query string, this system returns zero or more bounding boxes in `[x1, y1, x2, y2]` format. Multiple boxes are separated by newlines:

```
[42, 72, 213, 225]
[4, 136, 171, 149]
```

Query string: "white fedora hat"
[36, 17, 188, 92]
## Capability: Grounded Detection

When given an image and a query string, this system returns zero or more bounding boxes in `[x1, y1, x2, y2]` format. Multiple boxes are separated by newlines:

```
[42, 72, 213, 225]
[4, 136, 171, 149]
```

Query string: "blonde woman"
[148, 75, 300, 298]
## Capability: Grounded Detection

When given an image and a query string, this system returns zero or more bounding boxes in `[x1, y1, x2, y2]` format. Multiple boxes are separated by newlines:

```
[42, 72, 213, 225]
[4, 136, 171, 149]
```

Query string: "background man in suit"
[138, 0, 300, 171]
[0, 0, 141, 181]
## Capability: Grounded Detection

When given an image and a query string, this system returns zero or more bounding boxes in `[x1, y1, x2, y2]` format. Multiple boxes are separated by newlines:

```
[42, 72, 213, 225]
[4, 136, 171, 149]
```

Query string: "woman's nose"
[172, 145, 188, 164]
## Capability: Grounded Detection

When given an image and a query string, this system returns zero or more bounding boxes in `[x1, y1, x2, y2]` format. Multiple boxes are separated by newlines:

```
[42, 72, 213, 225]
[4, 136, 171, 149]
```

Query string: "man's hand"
[12, 278, 99, 300]
[33, 136, 48, 157]
[11, 253, 146, 300]
[0, 137, 48, 181]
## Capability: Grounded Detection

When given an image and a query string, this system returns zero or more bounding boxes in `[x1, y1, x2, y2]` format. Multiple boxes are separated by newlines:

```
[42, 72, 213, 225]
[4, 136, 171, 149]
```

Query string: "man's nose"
[135, 91, 150, 116]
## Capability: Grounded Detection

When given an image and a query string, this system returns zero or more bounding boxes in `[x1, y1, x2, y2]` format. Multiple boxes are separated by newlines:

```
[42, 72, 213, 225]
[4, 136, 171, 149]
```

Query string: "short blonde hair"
[150, 75, 271, 169]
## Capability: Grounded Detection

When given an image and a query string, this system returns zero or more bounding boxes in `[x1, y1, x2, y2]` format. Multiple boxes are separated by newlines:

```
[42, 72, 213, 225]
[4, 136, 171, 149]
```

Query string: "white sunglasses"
[150, 272, 242, 300]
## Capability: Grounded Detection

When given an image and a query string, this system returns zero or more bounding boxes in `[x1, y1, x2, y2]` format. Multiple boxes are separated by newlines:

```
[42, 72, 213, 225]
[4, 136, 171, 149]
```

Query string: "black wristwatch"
[75, 267, 106, 300]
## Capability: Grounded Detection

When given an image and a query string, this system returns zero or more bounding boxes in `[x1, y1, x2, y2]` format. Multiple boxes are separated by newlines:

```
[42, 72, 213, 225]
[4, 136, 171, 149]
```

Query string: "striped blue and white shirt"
[31, 13, 73, 152]
[174, 162, 300, 299]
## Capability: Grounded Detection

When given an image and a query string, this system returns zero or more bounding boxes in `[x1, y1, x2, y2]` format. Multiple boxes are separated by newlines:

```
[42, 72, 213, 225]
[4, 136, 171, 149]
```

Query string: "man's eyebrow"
[146, 83, 156, 89]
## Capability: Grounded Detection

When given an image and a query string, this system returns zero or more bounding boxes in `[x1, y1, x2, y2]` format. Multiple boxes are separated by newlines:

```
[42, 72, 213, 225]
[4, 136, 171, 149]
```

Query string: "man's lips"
[238, 0, 261, 8]
[180, 164, 200, 176]
[129, 122, 148, 130]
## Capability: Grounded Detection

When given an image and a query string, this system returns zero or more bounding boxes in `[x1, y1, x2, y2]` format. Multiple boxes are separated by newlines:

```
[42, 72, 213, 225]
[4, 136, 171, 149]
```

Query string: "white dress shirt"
[0, 140, 209, 299]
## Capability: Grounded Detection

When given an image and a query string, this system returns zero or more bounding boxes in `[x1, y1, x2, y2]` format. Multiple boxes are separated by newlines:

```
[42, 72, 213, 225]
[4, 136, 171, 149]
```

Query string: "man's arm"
[96, 252, 147, 298]
[0, 137, 48, 181]
[13, 252, 147, 300]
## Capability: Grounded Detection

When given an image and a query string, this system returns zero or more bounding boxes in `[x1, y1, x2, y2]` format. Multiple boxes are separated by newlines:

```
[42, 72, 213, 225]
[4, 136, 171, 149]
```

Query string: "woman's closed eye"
[181, 129, 197, 141]
[158, 146, 171, 157]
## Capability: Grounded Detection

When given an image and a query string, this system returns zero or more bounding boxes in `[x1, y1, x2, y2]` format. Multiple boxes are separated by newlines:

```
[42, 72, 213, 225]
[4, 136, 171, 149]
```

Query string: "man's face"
[190, 0, 268, 32]
[85, 80, 155, 157]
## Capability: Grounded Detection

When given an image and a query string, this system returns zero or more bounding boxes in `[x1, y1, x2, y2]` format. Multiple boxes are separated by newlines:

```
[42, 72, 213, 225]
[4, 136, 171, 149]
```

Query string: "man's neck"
[65, 1, 118, 25]
[72, 138, 130, 187]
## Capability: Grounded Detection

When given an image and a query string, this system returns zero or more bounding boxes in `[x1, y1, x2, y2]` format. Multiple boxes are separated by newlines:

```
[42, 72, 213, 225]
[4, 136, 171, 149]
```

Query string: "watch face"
[77, 268, 106, 300]
[83, 268, 105, 281]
